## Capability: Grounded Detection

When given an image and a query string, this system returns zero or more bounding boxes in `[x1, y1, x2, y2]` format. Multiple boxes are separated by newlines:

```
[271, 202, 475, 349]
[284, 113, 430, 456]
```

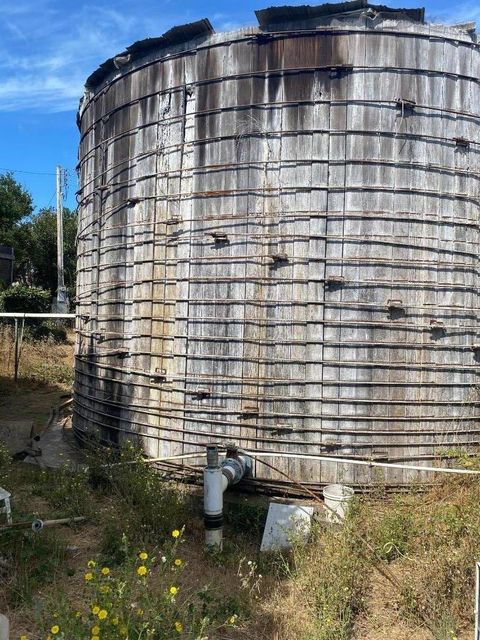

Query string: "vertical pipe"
[13, 318, 19, 383]
[204, 445, 224, 549]
[0, 613, 9, 640]
[475, 562, 480, 640]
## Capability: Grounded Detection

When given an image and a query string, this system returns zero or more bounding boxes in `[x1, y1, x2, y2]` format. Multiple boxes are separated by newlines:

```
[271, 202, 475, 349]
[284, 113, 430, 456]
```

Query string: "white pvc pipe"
[0, 613, 9, 640]
[89, 445, 480, 479]
[114, 449, 480, 477]
[0, 312, 75, 318]
[242, 451, 480, 476]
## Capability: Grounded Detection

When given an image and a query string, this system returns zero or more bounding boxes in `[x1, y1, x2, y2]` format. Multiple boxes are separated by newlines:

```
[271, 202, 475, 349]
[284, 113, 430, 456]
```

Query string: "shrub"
[370, 500, 415, 562]
[0, 528, 66, 607]
[29, 320, 67, 343]
[0, 283, 50, 313]
[87, 442, 192, 542]
[34, 466, 91, 519]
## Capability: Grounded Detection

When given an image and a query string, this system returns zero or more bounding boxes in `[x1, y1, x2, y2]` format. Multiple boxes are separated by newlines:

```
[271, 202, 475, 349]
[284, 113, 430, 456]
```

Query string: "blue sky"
[0, 0, 478, 213]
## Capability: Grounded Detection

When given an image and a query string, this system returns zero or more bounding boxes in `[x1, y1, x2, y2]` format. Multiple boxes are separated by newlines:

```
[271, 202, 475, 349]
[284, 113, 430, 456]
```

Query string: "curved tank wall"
[74, 2, 480, 489]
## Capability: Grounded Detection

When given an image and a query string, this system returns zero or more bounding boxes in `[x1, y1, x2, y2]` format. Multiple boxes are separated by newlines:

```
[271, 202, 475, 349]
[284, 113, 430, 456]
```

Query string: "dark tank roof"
[84, 1, 425, 91]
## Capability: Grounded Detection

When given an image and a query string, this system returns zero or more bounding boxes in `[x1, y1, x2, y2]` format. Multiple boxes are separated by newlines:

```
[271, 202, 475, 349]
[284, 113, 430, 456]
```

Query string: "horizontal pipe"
[0, 313, 75, 319]
[0, 516, 85, 531]
[240, 450, 480, 476]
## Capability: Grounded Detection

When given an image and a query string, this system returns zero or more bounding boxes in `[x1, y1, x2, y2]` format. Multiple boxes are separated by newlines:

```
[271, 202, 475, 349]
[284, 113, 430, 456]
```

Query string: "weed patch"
[0, 528, 67, 607]
[42, 531, 242, 640]
[87, 442, 193, 543]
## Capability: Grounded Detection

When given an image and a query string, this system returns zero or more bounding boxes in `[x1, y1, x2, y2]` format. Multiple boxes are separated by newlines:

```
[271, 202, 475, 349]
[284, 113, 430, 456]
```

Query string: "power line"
[0, 166, 56, 176]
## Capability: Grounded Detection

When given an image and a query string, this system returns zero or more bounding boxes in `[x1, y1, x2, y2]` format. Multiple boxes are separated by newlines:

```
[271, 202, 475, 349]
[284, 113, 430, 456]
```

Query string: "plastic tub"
[322, 484, 355, 523]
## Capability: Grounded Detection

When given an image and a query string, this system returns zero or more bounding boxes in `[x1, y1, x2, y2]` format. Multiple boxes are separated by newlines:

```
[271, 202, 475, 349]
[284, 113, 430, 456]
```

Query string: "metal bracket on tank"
[371, 449, 389, 462]
[454, 137, 470, 148]
[322, 439, 341, 451]
[150, 368, 167, 383]
[126, 197, 141, 207]
[396, 98, 416, 116]
[239, 405, 259, 418]
[270, 252, 288, 266]
[249, 33, 275, 44]
[387, 299, 406, 320]
[325, 275, 345, 289]
[191, 387, 211, 400]
[94, 329, 106, 343]
[430, 319, 446, 339]
[271, 423, 295, 436]
[329, 64, 353, 79]
[209, 231, 229, 244]
[387, 299, 404, 309]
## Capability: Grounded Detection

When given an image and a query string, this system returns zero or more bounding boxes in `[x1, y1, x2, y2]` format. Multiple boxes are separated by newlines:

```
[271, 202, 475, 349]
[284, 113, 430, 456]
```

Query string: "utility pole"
[55, 165, 68, 313]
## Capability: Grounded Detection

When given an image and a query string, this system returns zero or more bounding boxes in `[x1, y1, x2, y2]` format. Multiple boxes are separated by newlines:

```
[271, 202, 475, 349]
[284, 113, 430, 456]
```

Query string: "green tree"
[0, 172, 33, 245]
[0, 172, 77, 299]
[26, 207, 77, 296]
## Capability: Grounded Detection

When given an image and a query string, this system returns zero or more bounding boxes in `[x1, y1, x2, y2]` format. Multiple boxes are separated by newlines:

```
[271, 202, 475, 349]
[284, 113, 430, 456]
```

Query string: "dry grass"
[0, 324, 74, 433]
[3, 458, 480, 640]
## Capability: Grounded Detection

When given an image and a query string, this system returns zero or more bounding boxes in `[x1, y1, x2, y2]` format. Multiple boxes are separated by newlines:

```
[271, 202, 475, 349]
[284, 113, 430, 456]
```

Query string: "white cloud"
[427, 1, 480, 24]
[0, 0, 177, 113]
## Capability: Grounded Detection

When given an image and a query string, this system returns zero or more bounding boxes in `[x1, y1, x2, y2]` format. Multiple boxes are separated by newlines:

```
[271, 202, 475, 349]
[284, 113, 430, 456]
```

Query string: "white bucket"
[322, 484, 355, 523]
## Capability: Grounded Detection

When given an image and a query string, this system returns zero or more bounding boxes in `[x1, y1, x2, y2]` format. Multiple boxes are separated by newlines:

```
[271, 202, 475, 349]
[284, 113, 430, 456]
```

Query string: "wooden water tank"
[75, 2, 480, 489]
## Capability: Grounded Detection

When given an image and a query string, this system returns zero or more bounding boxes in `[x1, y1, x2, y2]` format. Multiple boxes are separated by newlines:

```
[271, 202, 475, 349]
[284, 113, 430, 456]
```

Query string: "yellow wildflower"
[91, 627, 100, 635]
[111, 617, 119, 626]
[50, 627, 60, 636]
[170, 586, 178, 596]
[100, 585, 110, 594]
[137, 565, 148, 577]
[101, 567, 110, 576]
[174, 621, 183, 633]
[98, 610, 108, 620]
[136, 609, 144, 617]
[20, 636, 28, 640]
[92, 606, 100, 615]
[174, 558, 182, 567]
[92, 636, 100, 640]
[74, 611, 81, 618]
[172, 529, 180, 538]
[139, 551, 148, 560]
[119, 625, 128, 636]
[87, 560, 96, 568]
[228, 614, 238, 625]
[84, 572, 94, 581]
